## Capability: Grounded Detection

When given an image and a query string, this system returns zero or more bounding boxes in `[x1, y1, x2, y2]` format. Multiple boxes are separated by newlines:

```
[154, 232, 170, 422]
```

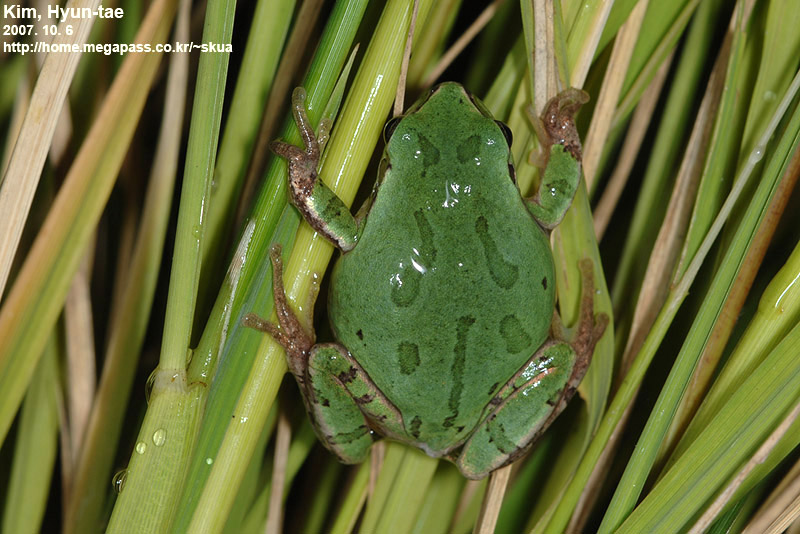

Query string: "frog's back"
[328, 85, 556, 453]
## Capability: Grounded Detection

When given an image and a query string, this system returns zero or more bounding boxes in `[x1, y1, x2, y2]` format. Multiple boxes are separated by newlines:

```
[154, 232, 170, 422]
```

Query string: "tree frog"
[244, 82, 608, 479]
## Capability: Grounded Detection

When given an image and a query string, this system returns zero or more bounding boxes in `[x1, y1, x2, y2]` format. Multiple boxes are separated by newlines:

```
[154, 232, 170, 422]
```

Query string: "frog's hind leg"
[243, 245, 404, 464]
[455, 262, 608, 479]
[454, 341, 579, 478]
[297, 345, 378, 463]
[302, 344, 405, 463]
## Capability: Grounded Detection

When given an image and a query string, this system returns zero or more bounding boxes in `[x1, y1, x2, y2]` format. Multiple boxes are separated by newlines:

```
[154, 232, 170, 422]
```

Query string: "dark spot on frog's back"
[417, 133, 440, 167]
[500, 315, 532, 354]
[390, 210, 436, 309]
[444, 315, 476, 428]
[397, 342, 420, 375]
[390, 263, 421, 307]
[413, 209, 437, 261]
[457, 134, 483, 164]
[475, 216, 519, 289]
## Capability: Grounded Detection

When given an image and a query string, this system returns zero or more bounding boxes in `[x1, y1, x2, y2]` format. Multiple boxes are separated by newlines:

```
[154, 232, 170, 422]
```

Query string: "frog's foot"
[524, 89, 589, 230]
[270, 87, 359, 251]
[571, 258, 610, 370]
[270, 88, 321, 214]
[242, 245, 315, 381]
[455, 260, 607, 479]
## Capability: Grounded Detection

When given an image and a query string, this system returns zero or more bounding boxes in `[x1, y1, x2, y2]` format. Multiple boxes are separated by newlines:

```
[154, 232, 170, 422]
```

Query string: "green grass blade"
[198, 0, 295, 315]
[63, 8, 190, 531]
[105, 0, 236, 527]
[178, 1, 427, 530]
[598, 72, 800, 534]
[616, 321, 800, 533]
[329, 462, 371, 534]
[169, 1, 370, 528]
[360, 442, 438, 534]
[411, 464, 465, 534]
[157, 0, 236, 372]
[0, 0, 179, 446]
[610, 0, 725, 327]
[1, 338, 58, 534]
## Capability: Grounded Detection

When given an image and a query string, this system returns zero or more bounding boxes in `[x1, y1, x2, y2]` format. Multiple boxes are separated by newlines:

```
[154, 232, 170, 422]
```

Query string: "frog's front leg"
[243, 247, 404, 463]
[525, 89, 589, 229]
[271, 87, 359, 251]
[455, 260, 608, 479]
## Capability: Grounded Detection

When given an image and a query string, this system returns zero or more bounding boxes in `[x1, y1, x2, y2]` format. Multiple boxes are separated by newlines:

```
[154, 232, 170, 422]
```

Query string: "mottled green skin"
[328, 84, 555, 454]
[251, 82, 603, 479]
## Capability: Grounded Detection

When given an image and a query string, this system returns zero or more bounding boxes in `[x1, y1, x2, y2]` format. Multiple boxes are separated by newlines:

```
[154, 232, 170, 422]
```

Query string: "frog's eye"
[496, 120, 513, 147]
[383, 117, 402, 142]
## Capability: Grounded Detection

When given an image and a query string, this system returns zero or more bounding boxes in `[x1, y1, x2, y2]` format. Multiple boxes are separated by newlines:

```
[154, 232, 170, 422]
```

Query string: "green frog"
[244, 82, 607, 479]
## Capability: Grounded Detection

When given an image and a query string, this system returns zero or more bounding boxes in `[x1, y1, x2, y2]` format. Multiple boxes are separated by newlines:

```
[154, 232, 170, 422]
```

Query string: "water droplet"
[192, 225, 201, 239]
[145, 368, 157, 404]
[135, 441, 147, 454]
[152, 428, 167, 447]
[764, 90, 777, 101]
[206, 457, 214, 465]
[749, 145, 765, 164]
[112, 470, 128, 493]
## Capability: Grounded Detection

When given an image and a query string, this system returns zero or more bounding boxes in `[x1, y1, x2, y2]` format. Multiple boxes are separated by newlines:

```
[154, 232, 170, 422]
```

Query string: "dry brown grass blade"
[566, 31, 731, 530]
[64, 247, 97, 470]
[743, 450, 800, 534]
[617, 36, 728, 375]
[473, 465, 511, 534]
[0, 0, 100, 299]
[369, 441, 386, 498]
[265, 410, 291, 534]
[570, 1, 614, 89]
[594, 50, 673, 240]
[107, 199, 139, 330]
[582, 0, 649, 193]
[689, 399, 800, 534]
[393, 0, 420, 116]
[0, 76, 31, 179]
[2, 78, 30, 177]
[451, 479, 482, 530]
[532, 0, 556, 112]
[421, 0, 504, 89]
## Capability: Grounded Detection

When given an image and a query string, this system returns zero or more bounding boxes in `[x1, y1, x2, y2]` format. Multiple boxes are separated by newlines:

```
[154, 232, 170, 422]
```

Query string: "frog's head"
[385, 83, 512, 147]
[382, 82, 516, 186]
